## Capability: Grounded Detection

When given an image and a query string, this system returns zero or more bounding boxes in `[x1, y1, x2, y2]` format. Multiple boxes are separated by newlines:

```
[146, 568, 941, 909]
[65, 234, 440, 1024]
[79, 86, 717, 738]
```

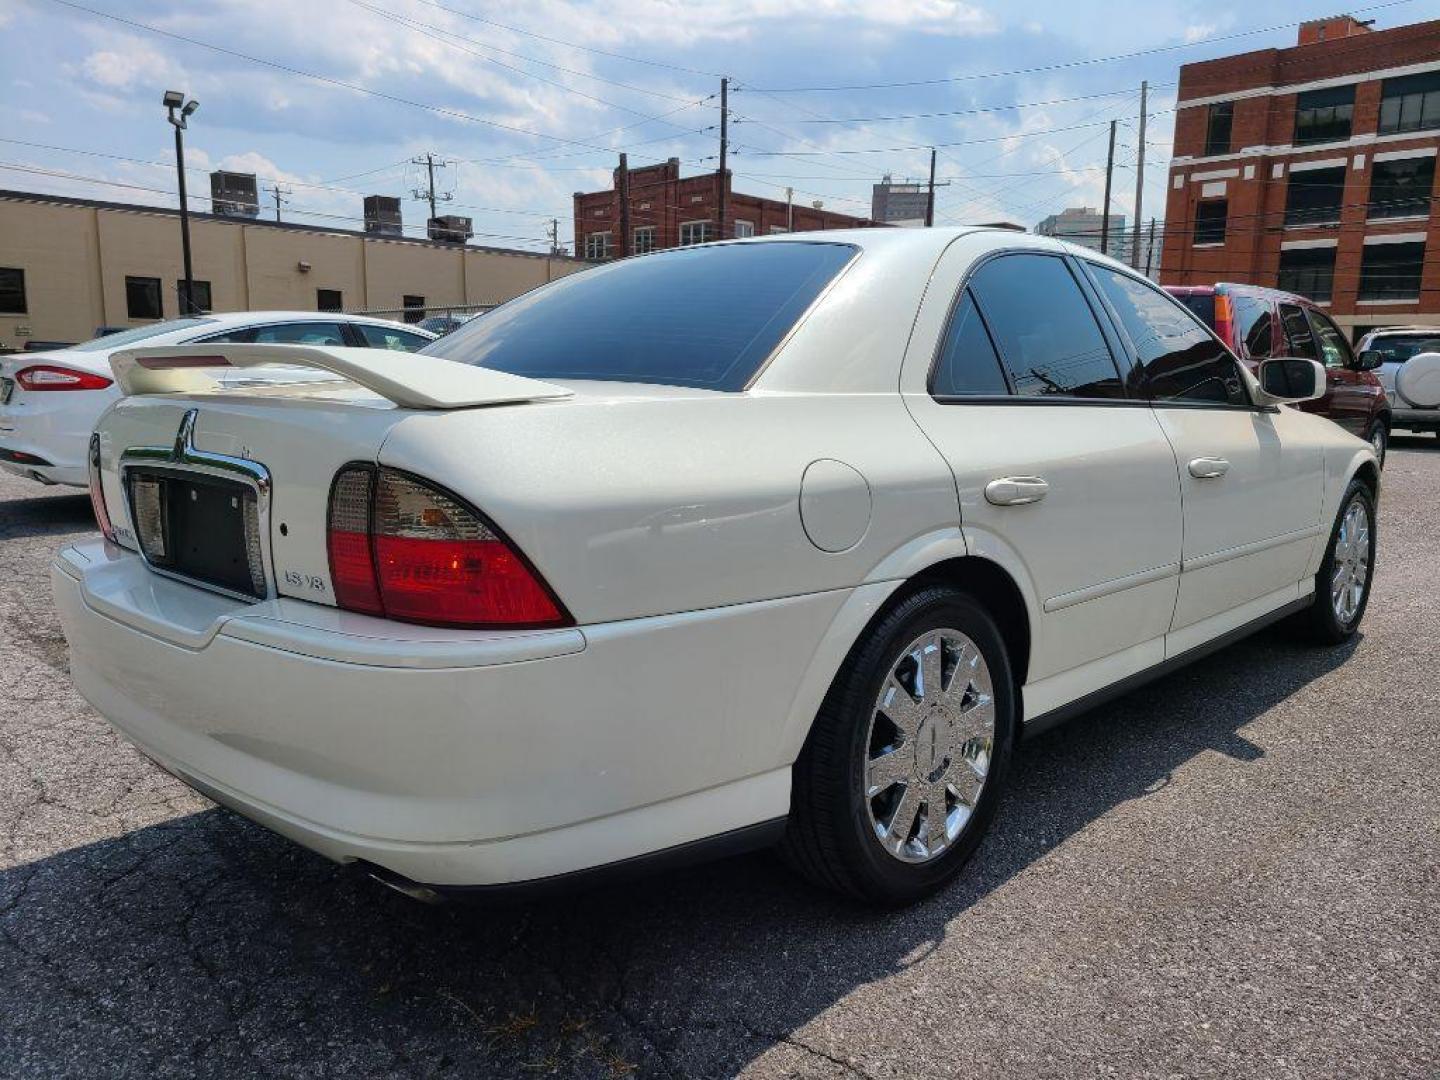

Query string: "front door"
[901, 242, 1184, 717]
[1083, 267, 1326, 650]
[1306, 306, 1375, 436]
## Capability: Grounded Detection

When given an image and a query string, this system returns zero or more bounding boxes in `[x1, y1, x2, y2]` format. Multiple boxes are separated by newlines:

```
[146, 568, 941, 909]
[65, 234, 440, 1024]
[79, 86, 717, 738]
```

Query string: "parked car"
[1165, 283, 1391, 461]
[0, 312, 434, 487]
[54, 231, 1378, 906]
[1354, 326, 1440, 437]
[415, 312, 482, 336]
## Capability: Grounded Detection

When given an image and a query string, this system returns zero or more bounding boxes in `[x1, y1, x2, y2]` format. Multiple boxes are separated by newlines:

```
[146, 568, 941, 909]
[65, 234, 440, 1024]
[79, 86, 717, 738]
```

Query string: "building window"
[402, 294, 425, 323]
[584, 232, 612, 260]
[1358, 241, 1425, 301]
[733, 220, 755, 238]
[176, 279, 212, 313]
[1368, 155, 1436, 220]
[1193, 200, 1227, 245]
[1378, 72, 1440, 136]
[1284, 166, 1346, 227]
[632, 226, 655, 255]
[769, 225, 789, 234]
[1277, 247, 1337, 302]
[679, 221, 713, 246]
[317, 288, 344, 312]
[1204, 102, 1234, 156]
[0, 267, 26, 314]
[1293, 85, 1355, 145]
[125, 276, 163, 320]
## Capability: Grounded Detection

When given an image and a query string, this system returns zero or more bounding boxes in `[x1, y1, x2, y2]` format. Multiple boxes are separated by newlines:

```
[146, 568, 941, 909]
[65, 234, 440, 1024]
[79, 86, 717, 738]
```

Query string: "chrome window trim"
[119, 408, 275, 603]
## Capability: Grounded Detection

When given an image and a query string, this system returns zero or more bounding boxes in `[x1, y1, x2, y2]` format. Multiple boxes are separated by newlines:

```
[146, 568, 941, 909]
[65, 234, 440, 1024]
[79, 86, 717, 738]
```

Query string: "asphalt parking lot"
[1, 441, 1437, 1080]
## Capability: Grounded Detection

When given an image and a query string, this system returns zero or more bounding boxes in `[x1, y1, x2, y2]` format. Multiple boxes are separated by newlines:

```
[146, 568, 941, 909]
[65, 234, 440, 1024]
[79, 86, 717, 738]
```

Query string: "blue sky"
[3, 0, 1438, 252]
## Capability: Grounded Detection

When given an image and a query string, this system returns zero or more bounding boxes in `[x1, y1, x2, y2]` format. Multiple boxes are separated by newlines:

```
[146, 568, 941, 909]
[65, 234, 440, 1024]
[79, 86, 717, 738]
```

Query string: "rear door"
[1085, 264, 1325, 649]
[902, 245, 1183, 714]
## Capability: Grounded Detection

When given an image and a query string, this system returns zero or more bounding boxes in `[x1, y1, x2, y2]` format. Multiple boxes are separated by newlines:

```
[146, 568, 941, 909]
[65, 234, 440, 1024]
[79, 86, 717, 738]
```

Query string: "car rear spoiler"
[108, 343, 573, 409]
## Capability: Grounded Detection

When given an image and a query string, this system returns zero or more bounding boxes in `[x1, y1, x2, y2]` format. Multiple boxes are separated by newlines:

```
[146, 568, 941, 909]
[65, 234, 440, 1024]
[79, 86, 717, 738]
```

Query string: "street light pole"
[164, 91, 200, 315]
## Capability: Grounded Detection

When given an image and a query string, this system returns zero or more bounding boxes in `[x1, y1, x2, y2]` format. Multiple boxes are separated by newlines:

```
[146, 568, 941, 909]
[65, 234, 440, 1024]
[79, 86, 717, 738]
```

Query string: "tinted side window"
[967, 254, 1123, 399]
[1280, 304, 1318, 360]
[1307, 308, 1354, 369]
[1087, 265, 1249, 407]
[931, 289, 1008, 397]
[1231, 295, 1274, 359]
[252, 322, 348, 346]
[358, 324, 431, 352]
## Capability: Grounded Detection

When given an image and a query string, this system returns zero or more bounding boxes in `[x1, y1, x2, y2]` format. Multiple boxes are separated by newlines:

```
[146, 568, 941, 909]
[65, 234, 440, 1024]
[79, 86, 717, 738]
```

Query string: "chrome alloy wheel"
[1331, 496, 1372, 626]
[863, 629, 995, 864]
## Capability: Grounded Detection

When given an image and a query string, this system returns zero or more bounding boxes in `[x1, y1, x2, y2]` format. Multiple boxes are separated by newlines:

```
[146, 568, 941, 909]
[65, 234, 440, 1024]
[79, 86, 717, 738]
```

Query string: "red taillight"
[1213, 293, 1235, 351]
[325, 466, 568, 629]
[16, 365, 114, 391]
[87, 433, 117, 542]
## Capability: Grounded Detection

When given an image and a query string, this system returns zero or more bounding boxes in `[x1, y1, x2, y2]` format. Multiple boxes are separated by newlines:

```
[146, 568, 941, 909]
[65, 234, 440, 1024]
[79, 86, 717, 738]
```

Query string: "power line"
[346, 0, 704, 104]
[42, 0, 700, 158]
[404, 0, 724, 79]
[745, 0, 1418, 92]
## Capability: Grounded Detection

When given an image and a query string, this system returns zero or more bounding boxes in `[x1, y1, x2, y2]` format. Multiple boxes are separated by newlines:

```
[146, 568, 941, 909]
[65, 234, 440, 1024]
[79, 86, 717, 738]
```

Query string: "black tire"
[781, 586, 1016, 905]
[1366, 421, 1388, 468]
[1290, 479, 1377, 645]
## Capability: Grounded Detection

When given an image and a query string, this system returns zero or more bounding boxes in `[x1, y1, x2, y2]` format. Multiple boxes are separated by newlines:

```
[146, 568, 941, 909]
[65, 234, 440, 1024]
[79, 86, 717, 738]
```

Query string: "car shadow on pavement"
[0, 626, 1357, 1079]
[0, 492, 95, 540]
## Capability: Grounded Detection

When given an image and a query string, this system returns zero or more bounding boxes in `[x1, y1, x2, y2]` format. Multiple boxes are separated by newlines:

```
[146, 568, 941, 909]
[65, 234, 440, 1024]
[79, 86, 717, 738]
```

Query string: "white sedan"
[53, 230, 1378, 905]
[0, 312, 434, 487]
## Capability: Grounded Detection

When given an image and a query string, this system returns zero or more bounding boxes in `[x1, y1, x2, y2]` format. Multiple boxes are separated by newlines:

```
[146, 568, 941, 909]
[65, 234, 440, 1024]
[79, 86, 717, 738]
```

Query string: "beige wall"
[0, 194, 588, 349]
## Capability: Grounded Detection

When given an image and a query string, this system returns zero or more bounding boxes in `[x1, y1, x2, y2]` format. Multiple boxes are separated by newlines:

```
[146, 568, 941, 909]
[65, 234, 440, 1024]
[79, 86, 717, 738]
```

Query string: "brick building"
[573, 158, 879, 260]
[1160, 15, 1440, 340]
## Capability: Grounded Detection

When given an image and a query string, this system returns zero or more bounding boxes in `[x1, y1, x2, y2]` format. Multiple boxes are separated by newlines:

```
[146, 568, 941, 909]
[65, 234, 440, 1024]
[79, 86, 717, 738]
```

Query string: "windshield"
[1366, 334, 1440, 363]
[69, 318, 216, 352]
[423, 242, 857, 391]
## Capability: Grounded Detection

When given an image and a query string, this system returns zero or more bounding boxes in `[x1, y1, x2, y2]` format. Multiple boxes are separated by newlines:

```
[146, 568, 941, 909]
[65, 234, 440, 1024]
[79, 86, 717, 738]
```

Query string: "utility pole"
[1132, 80, 1148, 270]
[1144, 217, 1157, 278]
[267, 183, 290, 223]
[1100, 120, 1117, 257]
[163, 90, 199, 315]
[546, 218, 558, 281]
[717, 77, 729, 240]
[925, 147, 937, 227]
[786, 186, 794, 232]
[411, 153, 452, 223]
[617, 153, 630, 258]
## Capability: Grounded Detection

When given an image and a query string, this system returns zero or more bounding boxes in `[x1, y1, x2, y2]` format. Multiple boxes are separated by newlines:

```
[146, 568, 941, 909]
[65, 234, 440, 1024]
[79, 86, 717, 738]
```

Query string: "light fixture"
[162, 89, 184, 108]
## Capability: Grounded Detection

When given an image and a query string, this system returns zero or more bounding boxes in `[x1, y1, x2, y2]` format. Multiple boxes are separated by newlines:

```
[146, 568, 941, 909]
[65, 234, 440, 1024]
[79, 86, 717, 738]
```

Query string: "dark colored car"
[1165, 283, 1391, 461]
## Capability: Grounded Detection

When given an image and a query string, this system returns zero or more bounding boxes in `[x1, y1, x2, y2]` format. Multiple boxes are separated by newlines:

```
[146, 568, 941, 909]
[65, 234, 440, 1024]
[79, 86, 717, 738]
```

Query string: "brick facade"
[1160, 17, 1440, 339]
[573, 158, 879, 259]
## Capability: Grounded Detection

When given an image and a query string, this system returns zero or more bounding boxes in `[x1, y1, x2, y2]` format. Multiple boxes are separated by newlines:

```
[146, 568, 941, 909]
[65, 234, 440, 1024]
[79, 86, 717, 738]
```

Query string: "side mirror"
[1256, 357, 1325, 405]
[1355, 349, 1384, 371]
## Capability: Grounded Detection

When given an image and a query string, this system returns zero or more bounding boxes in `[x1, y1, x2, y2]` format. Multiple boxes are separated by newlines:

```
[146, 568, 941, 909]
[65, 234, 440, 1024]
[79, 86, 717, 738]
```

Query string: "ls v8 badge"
[283, 570, 328, 592]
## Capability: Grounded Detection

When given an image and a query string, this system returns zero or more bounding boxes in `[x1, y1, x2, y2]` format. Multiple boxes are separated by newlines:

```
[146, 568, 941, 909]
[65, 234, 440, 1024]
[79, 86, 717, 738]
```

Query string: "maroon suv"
[1165, 283, 1391, 461]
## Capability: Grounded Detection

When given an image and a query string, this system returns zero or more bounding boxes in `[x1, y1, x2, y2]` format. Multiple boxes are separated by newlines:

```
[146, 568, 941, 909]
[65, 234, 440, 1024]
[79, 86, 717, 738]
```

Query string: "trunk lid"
[99, 387, 415, 608]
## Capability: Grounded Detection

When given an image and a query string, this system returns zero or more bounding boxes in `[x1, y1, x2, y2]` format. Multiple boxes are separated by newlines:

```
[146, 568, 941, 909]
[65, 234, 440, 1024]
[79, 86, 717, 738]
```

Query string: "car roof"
[1166, 282, 1317, 306]
[198, 310, 435, 333]
[1360, 325, 1440, 337]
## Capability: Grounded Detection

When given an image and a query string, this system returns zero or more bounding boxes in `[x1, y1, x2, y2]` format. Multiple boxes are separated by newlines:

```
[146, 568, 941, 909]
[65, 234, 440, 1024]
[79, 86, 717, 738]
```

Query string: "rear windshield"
[70, 317, 216, 351]
[1367, 334, 1440, 363]
[424, 242, 856, 390]
[1172, 293, 1216, 329]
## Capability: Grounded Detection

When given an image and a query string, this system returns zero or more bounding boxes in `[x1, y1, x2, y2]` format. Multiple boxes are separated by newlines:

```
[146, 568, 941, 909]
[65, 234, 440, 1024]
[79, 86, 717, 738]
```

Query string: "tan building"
[0, 189, 590, 350]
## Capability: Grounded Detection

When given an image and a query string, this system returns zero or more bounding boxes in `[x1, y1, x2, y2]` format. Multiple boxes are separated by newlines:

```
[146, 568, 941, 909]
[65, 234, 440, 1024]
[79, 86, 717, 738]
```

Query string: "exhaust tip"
[358, 861, 445, 904]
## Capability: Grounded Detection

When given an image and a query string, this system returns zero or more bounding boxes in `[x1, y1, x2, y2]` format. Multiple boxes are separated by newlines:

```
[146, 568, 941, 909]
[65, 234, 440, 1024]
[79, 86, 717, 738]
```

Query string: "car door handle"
[1188, 457, 1230, 479]
[985, 476, 1049, 506]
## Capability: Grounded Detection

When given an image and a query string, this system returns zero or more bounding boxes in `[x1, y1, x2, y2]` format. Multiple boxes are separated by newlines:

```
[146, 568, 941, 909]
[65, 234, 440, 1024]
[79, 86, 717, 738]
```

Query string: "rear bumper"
[53, 540, 841, 886]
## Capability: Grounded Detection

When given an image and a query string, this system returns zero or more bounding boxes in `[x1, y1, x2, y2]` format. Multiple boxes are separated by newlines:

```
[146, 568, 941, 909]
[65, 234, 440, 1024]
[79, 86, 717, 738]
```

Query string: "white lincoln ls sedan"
[54, 229, 1378, 905]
